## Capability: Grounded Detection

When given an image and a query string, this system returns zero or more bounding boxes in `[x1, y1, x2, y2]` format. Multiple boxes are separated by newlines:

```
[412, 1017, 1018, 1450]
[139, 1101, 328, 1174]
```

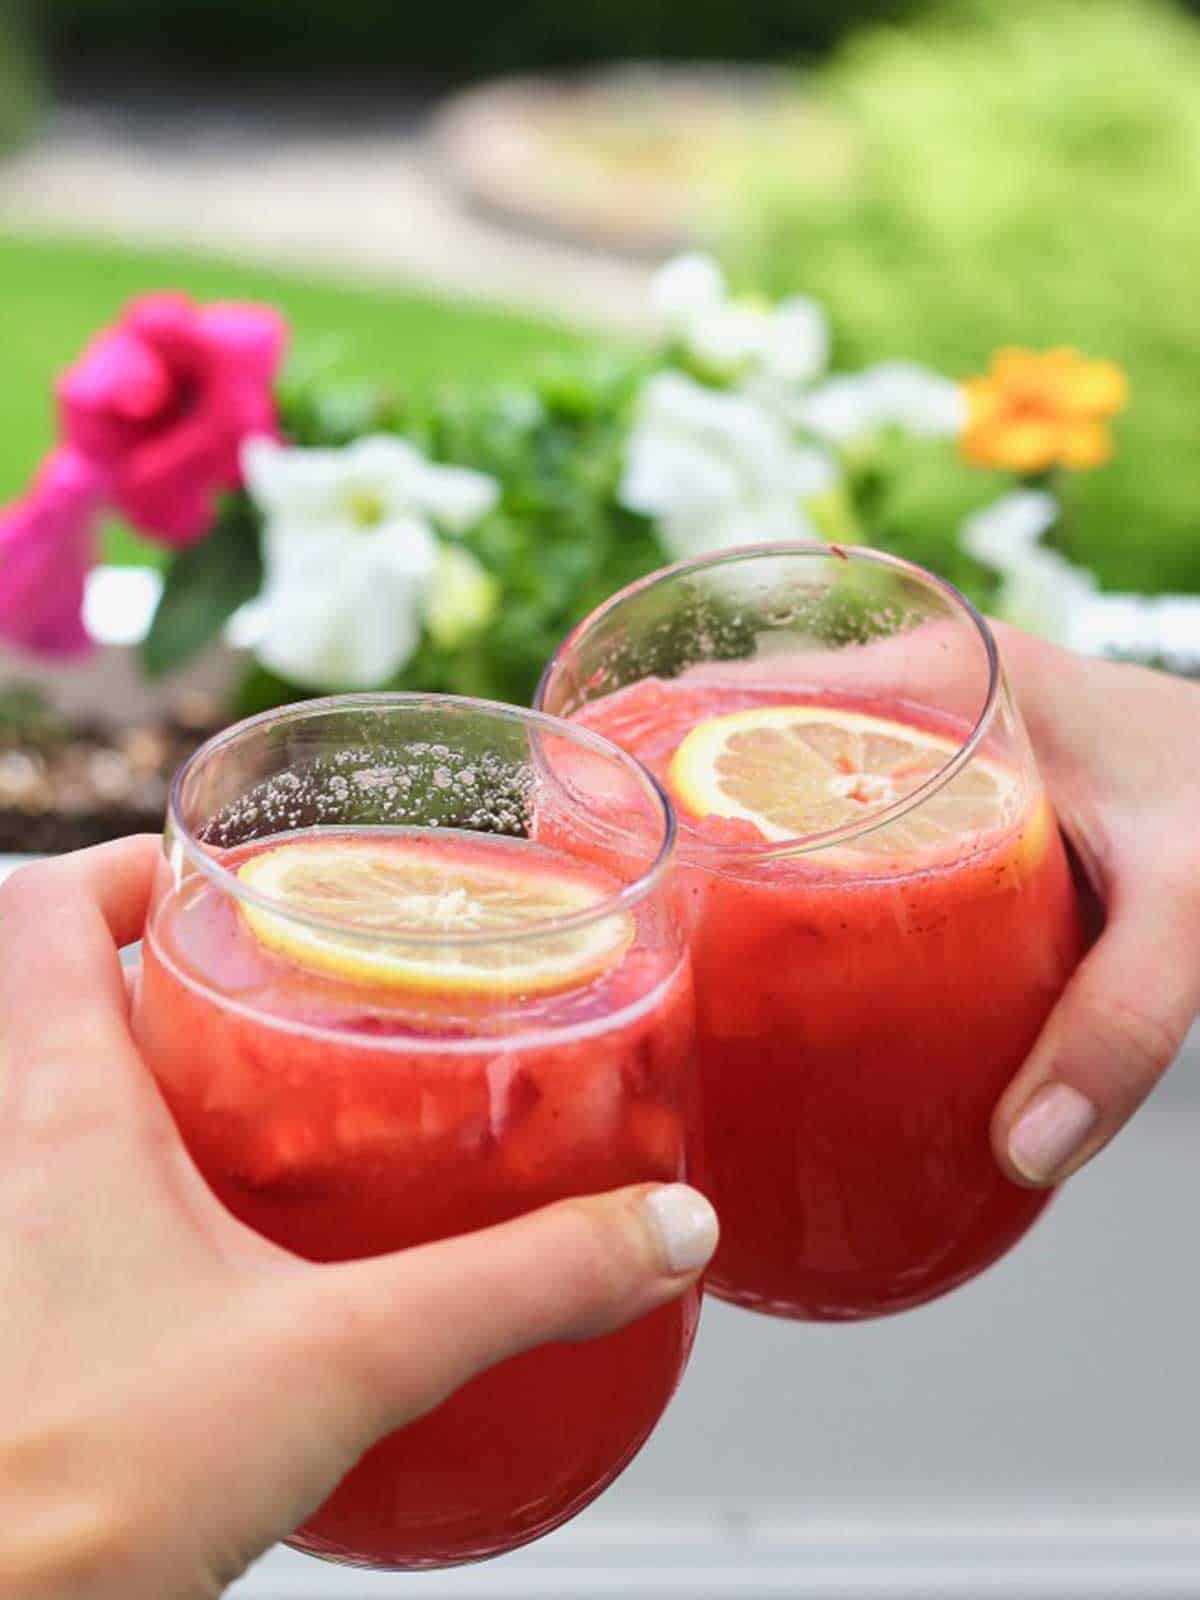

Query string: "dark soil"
[0, 687, 222, 855]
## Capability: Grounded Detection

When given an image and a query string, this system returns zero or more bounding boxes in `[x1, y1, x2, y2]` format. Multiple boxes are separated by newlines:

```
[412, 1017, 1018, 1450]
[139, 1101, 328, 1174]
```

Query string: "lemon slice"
[668, 704, 1034, 862]
[237, 835, 634, 993]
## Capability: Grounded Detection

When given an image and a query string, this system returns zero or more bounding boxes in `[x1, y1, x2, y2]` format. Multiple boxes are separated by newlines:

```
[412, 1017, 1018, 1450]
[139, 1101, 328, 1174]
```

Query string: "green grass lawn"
[0, 231, 588, 564]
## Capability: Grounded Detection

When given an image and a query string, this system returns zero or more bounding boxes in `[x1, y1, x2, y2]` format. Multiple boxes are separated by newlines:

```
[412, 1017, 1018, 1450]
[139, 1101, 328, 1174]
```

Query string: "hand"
[990, 625, 1200, 1185]
[0, 837, 716, 1600]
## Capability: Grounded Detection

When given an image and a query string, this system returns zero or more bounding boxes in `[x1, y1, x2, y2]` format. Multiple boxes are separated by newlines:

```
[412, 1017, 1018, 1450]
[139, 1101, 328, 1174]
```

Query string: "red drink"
[132, 696, 696, 1569]
[576, 673, 1084, 1320]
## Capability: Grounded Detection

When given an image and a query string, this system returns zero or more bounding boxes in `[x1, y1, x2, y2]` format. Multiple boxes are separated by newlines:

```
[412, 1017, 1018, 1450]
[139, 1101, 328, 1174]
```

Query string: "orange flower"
[961, 347, 1128, 474]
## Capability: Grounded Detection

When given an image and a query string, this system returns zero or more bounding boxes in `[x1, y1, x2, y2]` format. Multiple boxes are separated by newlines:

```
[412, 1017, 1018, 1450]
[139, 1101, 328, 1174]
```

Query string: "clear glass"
[538, 543, 1085, 1322]
[131, 694, 696, 1570]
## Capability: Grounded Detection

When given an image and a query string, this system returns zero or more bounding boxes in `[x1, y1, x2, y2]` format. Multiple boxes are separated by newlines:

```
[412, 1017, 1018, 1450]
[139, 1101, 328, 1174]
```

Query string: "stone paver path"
[0, 83, 657, 333]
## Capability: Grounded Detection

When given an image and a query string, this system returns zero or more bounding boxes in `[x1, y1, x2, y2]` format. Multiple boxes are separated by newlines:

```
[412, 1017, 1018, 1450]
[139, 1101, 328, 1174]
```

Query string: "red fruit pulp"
[577, 677, 1084, 1320]
[134, 830, 696, 1568]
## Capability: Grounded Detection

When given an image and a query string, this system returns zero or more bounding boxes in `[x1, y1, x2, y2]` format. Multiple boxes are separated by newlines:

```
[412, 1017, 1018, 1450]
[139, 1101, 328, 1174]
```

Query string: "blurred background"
[6, 0, 1200, 589]
[3, 3, 1200, 1593]
[4, 0, 1199, 849]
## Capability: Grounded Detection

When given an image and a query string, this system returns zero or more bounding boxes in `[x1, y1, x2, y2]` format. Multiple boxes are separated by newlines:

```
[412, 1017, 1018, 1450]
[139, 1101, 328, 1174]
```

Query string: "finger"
[1, 831, 160, 942]
[992, 868, 1200, 1186]
[0, 835, 161, 1113]
[299, 1183, 717, 1441]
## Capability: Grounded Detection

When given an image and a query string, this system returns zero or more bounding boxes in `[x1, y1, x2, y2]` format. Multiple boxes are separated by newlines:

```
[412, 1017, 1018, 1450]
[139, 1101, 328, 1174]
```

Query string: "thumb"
[299, 1182, 717, 1445]
[992, 868, 1200, 1187]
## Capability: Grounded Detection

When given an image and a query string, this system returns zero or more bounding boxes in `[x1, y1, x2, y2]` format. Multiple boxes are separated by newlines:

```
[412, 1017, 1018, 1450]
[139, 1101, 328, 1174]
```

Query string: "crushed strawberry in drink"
[135, 829, 696, 1568]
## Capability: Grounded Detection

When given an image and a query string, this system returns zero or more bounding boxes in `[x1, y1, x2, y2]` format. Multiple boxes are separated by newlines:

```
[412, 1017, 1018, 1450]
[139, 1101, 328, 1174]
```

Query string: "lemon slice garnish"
[236, 835, 634, 993]
[668, 704, 1035, 864]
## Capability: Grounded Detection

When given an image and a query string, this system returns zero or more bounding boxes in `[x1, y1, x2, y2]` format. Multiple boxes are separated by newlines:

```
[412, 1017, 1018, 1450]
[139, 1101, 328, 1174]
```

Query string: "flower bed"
[1, 253, 1196, 848]
[0, 684, 219, 853]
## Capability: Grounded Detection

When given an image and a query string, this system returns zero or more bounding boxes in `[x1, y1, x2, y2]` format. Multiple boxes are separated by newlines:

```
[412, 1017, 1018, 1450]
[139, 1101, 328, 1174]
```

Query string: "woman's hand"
[644, 617, 1200, 1187]
[991, 626, 1200, 1186]
[0, 836, 716, 1600]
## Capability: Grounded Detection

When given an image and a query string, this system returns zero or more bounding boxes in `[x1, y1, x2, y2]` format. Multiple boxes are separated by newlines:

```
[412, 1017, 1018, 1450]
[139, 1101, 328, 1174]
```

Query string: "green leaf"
[230, 660, 300, 720]
[140, 496, 263, 678]
[0, 682, 69, 749]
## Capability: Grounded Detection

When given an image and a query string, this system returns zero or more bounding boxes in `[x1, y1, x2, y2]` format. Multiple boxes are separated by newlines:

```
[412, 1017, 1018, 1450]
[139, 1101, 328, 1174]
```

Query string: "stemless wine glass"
[131, 694, 696, 1570]
[538, 543, 1085, 1322]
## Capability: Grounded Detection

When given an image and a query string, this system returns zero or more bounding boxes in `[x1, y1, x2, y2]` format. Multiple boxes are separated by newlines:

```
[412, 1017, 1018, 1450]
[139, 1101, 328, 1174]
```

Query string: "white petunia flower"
[685, 300, 774, 378]
[650, 253, 830, 388]
[1067, 593, 1200, 671]
[994, 547, 1098, 646]
[960, 492, 1200, 669]
[961, 489, 1060, 568]
[651, 253, 726, 342]
[82, 565, 163, 647]
[243, 434, 498, 538]
[409, 460, 499, 533]
[251, 515, 437, 690]
[958, 490, 1094, 646]
[763, 297, 832, 387]
[620, 372, 839, 561]
[798, 362, 966, 445]
[241, 435, 498, 690]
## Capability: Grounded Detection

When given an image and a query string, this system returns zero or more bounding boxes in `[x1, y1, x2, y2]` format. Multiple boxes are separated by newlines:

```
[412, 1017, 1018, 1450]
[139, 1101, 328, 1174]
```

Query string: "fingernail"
[643, 1184, 719, 1274]
[1008, 1082, 1099, 1183]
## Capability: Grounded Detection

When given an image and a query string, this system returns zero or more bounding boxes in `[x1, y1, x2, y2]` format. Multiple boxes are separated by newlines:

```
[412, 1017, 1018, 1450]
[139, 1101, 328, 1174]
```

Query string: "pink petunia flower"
[0, 449, 108, 657]
[58, 293, 288, 546]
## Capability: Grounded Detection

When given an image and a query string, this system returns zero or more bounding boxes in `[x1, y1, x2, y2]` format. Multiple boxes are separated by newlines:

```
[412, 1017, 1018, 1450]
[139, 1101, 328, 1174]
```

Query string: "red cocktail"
[132, 696, 696, 1568]
[538, 545, 1084, 1321]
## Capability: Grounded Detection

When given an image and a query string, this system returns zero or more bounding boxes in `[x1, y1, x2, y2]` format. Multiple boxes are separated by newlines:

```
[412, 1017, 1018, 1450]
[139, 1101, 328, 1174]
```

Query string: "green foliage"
[140, 496, 262, 676]
[730, 0, 1200, 598]
[0, 681, 68, 748]
[221, 354, 660, 711]
[406, 356, 663, 705]
[40, 0, 912, 73]
[0, 2, 41, 154]
[228, 661, 300, 722]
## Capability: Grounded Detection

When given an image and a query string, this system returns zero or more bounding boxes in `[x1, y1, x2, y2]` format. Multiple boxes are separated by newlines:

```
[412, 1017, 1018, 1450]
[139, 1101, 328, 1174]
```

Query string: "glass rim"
[536, 540, 1004, 861]
[168, 691, 677, 946]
